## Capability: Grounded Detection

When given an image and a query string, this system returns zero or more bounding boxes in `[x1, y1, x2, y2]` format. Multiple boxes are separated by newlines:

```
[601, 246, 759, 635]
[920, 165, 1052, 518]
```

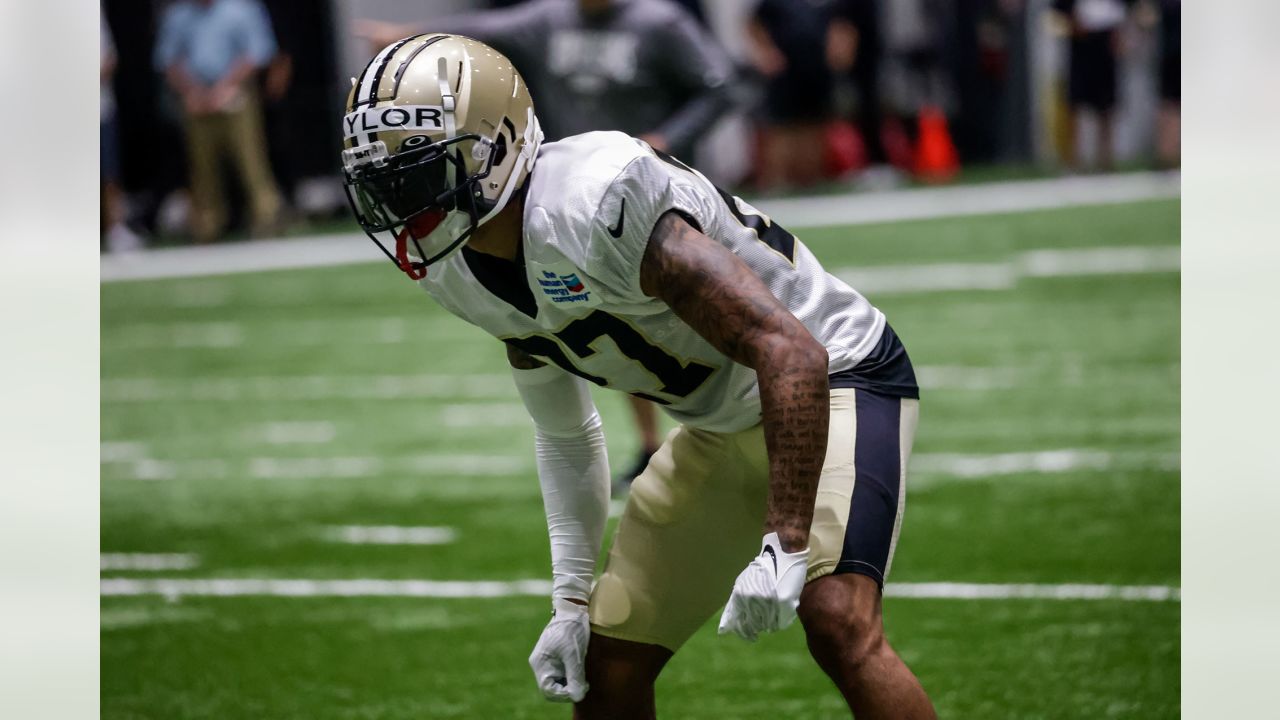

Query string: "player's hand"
[528, 597, 591, 703]
[718, 532, 809, 641]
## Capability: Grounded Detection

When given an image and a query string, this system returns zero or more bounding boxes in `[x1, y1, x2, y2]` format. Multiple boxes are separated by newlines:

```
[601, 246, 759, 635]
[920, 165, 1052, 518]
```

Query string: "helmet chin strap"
[395, 227, 428, 280]
[395, 209, 476, 279]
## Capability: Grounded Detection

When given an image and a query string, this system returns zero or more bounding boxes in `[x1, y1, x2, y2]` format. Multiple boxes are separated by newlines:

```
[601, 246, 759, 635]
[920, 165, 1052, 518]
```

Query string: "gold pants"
[182, 87, 282, 241]
[590, 388, 920, 651]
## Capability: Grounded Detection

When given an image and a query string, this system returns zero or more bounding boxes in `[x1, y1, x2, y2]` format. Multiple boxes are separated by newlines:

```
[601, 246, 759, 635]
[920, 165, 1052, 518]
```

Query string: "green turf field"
[101, 198, 1180, 718]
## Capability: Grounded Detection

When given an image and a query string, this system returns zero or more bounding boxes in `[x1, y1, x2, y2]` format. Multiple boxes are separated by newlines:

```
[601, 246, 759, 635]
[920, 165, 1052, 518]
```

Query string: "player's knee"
[799, 576, 885, 671]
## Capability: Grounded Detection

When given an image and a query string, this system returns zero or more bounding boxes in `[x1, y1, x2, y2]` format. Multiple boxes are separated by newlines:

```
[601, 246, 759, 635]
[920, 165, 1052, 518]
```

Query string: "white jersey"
[421, 131, 891, 433]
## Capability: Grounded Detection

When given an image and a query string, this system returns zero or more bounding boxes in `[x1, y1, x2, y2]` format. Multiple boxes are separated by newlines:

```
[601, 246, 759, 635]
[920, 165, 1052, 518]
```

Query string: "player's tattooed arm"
[505, 342, 547, 369]
[640, 211, 829, 552]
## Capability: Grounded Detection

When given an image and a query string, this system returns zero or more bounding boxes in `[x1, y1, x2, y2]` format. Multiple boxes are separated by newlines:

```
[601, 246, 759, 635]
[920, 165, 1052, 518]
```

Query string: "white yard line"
[103, 453, 531, 481]
[100, 553, 200, 572]
[248, 456, 384, 480]
[911, 449, 1180, 478]
[100, 441, 150, 463]
[103, 321, 245, 350]
[326, 526, 458, 545]
[261, 421, 337, 445]
[99, 577, 1179, 602]
[101, 374, 513, 403]
[834, 245, 1179, 296]
[101, 446, 1174, 484]
[884, 582, 1180, 602]
[100, 578, 553, 599]
[100, 172, 1179, 283]
[100, 605, 212, 630]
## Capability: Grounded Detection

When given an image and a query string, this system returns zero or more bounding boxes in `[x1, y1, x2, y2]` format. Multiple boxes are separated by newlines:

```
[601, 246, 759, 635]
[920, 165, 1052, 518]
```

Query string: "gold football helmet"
[341, 35, 542, 278]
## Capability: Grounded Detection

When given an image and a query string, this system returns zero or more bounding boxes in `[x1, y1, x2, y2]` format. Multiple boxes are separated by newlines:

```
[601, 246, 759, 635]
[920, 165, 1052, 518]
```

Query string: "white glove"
[528, 597, 591, 703]
[717, 532, 810, 642]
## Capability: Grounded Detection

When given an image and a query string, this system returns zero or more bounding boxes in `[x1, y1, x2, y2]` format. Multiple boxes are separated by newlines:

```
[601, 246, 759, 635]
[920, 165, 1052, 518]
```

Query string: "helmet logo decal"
[342, 105, 445, 139]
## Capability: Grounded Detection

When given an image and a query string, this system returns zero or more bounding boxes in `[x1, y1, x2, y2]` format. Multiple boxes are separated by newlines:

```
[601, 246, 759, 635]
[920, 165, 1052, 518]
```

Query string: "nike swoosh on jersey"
[607, 198, 626, 238]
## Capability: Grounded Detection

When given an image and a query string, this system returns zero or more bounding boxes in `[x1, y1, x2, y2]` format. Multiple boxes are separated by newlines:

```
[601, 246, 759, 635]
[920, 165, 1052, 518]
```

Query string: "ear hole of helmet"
[490, 133, 508, 170]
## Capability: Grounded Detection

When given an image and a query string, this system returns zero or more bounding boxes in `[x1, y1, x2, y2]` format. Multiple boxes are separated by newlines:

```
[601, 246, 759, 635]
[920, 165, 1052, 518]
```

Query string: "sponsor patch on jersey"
[529, 261, 601, 307]
[342, 105, 445, 138]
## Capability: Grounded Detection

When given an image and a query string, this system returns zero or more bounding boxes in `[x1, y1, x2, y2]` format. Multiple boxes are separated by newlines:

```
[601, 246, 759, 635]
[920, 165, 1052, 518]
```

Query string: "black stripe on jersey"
[392, 35, 448, 96]
[713, 186, 796, 263]
[650, 146, 694, 173]
[650, 147, 797, 264]
[461, 245, 538, 319]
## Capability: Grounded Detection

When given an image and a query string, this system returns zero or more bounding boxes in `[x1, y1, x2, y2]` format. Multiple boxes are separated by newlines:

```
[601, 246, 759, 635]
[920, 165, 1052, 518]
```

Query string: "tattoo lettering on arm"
[640, 211, 829, 552]
[505, 341, 547, 370]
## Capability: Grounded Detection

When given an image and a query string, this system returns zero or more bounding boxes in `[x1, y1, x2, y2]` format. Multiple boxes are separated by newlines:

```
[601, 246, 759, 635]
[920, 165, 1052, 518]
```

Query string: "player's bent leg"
[583, 423, 768, 715]
[573, 633, 673, 720]
[799, 387, 932, 717]
[798, 574, 936, 719]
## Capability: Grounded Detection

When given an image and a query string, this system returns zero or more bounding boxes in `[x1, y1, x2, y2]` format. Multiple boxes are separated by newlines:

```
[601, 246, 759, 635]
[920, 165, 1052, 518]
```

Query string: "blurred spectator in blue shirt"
[155, 0, 282, 241]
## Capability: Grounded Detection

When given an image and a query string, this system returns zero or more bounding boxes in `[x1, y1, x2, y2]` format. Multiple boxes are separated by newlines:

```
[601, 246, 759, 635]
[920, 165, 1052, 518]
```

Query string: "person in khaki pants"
[155, 0, 282, 242]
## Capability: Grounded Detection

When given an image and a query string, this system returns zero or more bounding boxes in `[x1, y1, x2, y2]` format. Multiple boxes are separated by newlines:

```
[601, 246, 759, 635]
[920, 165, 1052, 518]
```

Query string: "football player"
[340, 35, 935, 719]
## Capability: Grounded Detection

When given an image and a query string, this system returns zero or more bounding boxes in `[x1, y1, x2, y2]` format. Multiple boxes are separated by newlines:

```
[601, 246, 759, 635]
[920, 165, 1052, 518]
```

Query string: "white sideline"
[100, 172, 1179, 282]
[99, 577, 1179, 602]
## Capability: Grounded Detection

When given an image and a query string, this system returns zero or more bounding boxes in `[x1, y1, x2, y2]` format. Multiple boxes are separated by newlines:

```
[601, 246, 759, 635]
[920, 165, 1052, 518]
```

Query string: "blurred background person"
[745, 0, 834, 192]
[826, 0, 899, 188]
[881, 0, 958, 174]
[356, 0, 734, 160]
[1050, 0, 1135, 171]
[261, 3, 301, 224]
[357, 0, 736, 487]
[102, 12, 142, 253]
[155, 0, 283, 242]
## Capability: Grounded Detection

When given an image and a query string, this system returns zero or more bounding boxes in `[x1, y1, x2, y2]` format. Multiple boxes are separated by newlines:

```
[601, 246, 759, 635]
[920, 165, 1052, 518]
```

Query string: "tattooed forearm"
[505, 342, 547, 370]
[641, 211, 828, 552]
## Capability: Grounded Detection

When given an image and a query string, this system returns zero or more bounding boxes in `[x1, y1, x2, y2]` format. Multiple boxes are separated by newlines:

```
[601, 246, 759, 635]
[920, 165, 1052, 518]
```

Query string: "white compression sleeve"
[511, 364, 610, 603]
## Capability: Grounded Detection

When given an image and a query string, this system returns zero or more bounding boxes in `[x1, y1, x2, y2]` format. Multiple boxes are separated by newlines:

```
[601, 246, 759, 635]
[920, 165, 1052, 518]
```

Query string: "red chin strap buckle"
[394, 210, 447, 281]
[395, 228, 428, 280]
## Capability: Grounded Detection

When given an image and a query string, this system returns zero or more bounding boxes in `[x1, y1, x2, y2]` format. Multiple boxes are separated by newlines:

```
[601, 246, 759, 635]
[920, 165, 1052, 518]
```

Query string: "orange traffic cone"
[912, 105, 959, 183]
